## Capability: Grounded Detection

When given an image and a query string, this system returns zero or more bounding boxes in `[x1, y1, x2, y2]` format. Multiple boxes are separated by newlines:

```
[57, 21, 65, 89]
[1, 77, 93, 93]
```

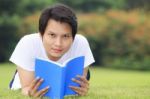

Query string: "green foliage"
[56, 0, 150, 12]
[0, 0, 20, 15]
[0, 14, 21, 62]
[0, 0, 54, 62]
[0, 0, 149, 71]
[78, 10, 150, 70]
[58, 0, 109, 12]
[107, 56, 150, 70]
[17, 10, 150, 70]
[125, 0, 150, 10]
[104, 0, 126, 9]
[17, 0, 55, 16]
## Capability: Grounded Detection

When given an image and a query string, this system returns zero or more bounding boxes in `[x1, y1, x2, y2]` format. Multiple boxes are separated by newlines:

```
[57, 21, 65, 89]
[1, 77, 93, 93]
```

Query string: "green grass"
[0, 63, 150, 99]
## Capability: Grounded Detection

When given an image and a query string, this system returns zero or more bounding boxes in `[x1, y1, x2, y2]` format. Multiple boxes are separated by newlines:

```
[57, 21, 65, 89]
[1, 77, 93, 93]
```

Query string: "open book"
[35, 56, 85, 99]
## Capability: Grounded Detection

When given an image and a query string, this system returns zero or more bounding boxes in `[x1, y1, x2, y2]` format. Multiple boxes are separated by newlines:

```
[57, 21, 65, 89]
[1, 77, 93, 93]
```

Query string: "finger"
[39, 87, 50, 98]
[72, 77, 89, 88]
[69, 86, 85, 96]
[31, 78, 44, 95]
[72, 78, 85, 87]
[28, 77, 41, 96]
[76, 75, 89, 84]
[29, 78, 43, 96]
[77, 75, 89, 88]
[35, 86, 50, 97]
[29, 77, 40, 90]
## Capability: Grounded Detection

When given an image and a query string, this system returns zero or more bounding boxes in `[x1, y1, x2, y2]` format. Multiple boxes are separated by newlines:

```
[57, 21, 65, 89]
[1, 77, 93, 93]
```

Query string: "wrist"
[21, 87, 30, 96]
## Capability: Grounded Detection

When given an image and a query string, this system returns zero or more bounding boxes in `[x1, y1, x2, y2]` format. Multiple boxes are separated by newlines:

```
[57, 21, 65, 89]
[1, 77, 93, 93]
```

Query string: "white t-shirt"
[9, 33, 95, 89]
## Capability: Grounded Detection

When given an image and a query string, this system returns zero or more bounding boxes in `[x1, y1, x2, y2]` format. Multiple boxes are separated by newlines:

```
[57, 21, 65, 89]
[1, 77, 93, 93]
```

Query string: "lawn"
[0, 63, 150, 99]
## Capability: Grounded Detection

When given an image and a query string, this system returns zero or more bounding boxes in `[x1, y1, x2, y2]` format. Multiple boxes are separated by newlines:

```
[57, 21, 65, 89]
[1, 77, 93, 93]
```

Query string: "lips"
[52, 48, 63, 53]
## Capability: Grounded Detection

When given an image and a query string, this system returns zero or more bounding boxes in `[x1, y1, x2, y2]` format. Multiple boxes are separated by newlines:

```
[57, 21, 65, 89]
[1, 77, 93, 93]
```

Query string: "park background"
[0, 0, 150, 99]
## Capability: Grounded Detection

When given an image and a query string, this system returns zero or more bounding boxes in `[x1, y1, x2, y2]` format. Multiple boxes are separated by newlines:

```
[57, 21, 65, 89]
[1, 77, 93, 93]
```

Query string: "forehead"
[45, 19, 72, 35]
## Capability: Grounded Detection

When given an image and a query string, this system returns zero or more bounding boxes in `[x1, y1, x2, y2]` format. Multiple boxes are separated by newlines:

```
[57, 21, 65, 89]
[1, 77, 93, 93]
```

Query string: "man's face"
[42, 19, 73, 61]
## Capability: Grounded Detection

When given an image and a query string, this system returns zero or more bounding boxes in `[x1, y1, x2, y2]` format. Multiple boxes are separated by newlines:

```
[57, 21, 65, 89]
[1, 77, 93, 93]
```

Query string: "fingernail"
[36, 76, 40, 79]
[72, 78, 75, 81]
[69, 86, 73, 89]
[47, 86, 50, 89]
[40, 78, 44, 81]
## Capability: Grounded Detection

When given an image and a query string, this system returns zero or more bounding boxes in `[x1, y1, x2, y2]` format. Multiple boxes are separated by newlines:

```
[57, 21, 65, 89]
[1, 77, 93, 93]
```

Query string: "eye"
[48, 33, 56, 38]
[63, 34, 71, 38]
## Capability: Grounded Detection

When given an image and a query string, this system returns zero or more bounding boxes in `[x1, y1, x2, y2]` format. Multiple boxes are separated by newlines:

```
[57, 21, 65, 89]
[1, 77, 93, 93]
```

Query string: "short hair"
[39, 4, 77, 39]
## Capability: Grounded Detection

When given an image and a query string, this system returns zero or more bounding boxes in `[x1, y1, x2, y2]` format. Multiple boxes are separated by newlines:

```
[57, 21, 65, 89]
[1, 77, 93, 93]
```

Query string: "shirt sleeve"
[9, 36, 35, 71]
[74, 35, 95, 68]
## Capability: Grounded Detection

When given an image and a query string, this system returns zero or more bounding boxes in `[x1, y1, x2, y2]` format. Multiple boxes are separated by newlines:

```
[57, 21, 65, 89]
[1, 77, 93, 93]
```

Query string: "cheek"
[43, 38, 51, 49]
[65, 41, 73, 50]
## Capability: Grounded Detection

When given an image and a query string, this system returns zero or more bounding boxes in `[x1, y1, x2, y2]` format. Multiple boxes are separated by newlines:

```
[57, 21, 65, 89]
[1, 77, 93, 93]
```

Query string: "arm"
[83, 67, 89, 77]
[17, 66, 49, 98]
[69, 67, 90, 96]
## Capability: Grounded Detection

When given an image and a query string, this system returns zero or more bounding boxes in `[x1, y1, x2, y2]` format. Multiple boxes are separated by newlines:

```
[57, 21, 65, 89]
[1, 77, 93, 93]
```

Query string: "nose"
[55, 37, 61, 46]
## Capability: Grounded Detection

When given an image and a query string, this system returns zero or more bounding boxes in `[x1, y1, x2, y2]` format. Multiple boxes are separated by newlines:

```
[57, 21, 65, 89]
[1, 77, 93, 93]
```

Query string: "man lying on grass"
[9, 3, 95, 98]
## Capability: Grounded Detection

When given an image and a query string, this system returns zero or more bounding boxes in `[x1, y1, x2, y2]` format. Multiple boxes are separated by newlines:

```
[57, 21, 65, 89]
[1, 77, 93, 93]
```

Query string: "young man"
[9, 4, 95, 98]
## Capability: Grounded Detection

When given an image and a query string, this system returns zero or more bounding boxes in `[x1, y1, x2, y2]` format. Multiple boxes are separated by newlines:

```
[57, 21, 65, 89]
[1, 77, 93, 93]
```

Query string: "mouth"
[52, 48, 63, 53]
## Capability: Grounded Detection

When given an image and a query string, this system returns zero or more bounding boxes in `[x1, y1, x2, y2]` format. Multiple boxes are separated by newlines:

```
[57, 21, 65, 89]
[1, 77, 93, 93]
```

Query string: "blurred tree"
[105, 0, 126, 9]
[57, 0, 150, 12]
[58, 0, 110, 12]
[125, 0, 150, 10]
[0, 15, 21, 62]
[17, 0, 55, 16]
[0, 0, 21, 62]
[0, 0, 54, 62]
[0, 0, 20, 15]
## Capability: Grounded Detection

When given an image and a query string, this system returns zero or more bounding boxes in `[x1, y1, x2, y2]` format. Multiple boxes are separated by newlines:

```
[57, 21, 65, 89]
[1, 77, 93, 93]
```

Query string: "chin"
[53, 54, 62, 59]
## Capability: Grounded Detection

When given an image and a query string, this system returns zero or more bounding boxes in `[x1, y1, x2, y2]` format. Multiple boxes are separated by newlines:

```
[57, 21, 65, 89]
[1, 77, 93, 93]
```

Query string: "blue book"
[35, 56, 85, 99]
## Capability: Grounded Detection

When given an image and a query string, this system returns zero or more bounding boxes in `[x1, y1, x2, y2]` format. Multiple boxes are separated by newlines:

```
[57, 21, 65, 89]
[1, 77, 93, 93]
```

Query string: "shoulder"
[75, 34, 87, 41]
[9, 33, 42, 71]
[13, 33, 41, 52]
[70, 34, 90, 52]
[18, 33, 40, 45]
[20, 33, 40, 42]
[74, 34, 89, 44]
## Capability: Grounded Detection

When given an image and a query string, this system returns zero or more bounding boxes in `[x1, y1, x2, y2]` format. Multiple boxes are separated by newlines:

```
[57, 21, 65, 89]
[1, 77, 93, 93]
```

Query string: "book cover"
[35, 56, 85, 99]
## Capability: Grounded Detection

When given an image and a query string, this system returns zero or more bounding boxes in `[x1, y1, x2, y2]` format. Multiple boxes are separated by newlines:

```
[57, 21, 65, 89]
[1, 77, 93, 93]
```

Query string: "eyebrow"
[48, 30, 72, 35]
[48, 30, 56, 34]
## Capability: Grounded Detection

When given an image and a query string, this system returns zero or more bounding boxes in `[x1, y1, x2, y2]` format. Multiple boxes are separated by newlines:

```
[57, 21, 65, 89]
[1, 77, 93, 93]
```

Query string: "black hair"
[39, 4, 77, 39]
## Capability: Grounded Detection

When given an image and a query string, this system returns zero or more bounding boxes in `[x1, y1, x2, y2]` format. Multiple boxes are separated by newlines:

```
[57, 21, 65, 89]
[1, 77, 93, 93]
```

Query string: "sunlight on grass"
[0, 64, 150, 99]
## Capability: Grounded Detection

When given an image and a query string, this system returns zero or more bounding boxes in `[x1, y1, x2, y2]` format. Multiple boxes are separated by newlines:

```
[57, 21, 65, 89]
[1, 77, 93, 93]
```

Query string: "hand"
[69, 75, 89, 96]
[28, 77, 50, 98]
